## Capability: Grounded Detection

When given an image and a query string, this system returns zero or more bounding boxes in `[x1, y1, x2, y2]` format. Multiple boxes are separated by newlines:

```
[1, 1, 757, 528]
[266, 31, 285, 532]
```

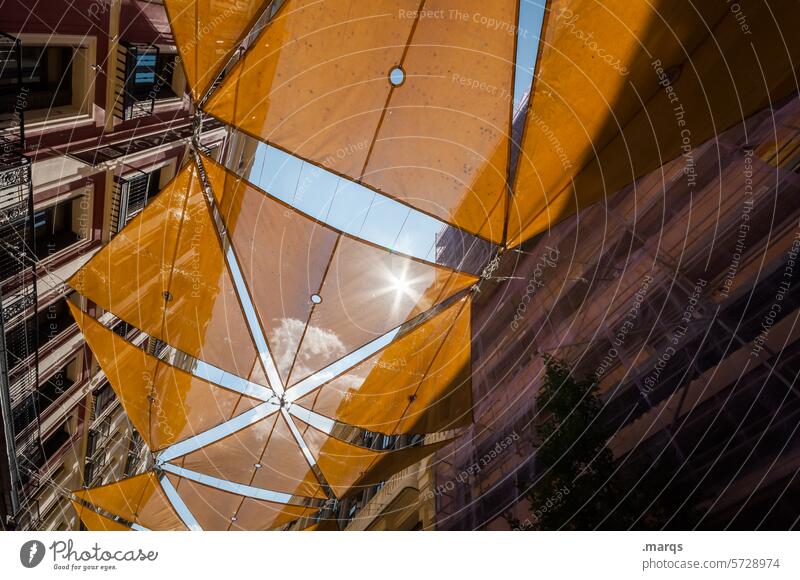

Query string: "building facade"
[429, 92, 800, 530]
[342, 92, 800, 531]
[0, 0, 227, 531]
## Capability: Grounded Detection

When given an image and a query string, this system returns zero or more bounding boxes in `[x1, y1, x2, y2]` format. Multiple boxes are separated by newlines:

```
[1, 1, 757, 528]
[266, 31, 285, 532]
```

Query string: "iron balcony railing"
[109, 168, 161, 237]
[0, 30, 40, 528]
[114, 43, 159, 121]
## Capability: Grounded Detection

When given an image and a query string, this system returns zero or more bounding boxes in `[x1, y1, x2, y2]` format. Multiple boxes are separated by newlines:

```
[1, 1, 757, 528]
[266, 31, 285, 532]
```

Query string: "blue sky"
[515, 0, 546, 110]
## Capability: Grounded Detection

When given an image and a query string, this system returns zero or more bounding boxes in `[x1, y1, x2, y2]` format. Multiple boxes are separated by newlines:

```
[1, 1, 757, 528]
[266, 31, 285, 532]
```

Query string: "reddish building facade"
[0, 0, 226, 530]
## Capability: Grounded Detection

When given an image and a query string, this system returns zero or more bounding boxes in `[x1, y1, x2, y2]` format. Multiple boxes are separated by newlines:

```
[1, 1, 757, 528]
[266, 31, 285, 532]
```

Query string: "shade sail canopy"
[70, 294, 464, 507]
[71, 500, 132, 531]
[293, 419, 450, 499]
[507, 0, 800, 246]
[204, 0, 518, 244]
[164, 0, 272, 101]
[295, 295, 472, 434]
[70, 153, 474, 528]
[69, 302, 263, 452]
[171, 408, 451, 500]
[164, 473, 315, 530]
[73, 472, 315, 531]
[200, 0, 800, 248]
[203, 154, 477, 386]
[74, 473, 188, 531]
[66, 163, 261, 380]
[175, 411, 327, 500]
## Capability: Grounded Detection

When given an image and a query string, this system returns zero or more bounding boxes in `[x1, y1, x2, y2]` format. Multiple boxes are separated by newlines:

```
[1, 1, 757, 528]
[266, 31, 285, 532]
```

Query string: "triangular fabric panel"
[69, 302, 261, 452]
[164, 0, 271, 101]
[507, 0, 800, 247]
[67, 161, 261, 380]
[296, 296, 473, 434]
[204, 0, 517, 243]
[202, 155, 477, 386]
[73, 473, 188, 531]
[167, 474, 314, 530]
[176, 413, 326, 499]
[71, 500, 131, 531]
[294, 419, 450, 499]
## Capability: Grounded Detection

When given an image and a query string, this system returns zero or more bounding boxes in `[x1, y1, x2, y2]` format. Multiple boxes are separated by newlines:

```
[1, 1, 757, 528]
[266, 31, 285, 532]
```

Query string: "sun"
[380, 262, 423, 312]
[388, 272, 413, 297]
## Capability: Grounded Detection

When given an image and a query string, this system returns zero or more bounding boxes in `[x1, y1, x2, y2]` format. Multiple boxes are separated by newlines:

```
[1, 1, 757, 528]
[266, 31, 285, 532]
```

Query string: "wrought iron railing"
[109, 169, 159, 236]
[0, 31, 40, 528]
[114, 43, 159, 121]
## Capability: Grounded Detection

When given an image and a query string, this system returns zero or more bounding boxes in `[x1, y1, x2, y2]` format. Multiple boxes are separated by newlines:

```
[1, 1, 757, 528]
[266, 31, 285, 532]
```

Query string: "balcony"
[114, 43, 158, 120]
[0, 30, 42, 525]
[109, 167, 162, 236]
[114, 43, 181, 122]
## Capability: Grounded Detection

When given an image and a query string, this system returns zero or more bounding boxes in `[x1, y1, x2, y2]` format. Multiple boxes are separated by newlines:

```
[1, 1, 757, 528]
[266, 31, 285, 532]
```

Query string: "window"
[148, 337, 168, 358]
[117, 44, 181, 119]
[123, 451, 138, 477]
[0, 46, 72, 112]
[38, 358, 79, 415]
[41, 422, 71, 461]
[123, 167, 161, 218]
[83, 458, 95, 485]
[124, 431, 144, 476]
[133, 51, 156, 85]
[1, 39, 92, 123]
[5, 298, 74, 388]
[12, 390, 37, 434]
[0, 220, 33, 282]
[93, 382, 116, 419]
[110, 317, 136, 339]
[36, 297, 74, 350]
[3, 315, 35, 372]
[129, 52, 178, 101]
[33, 195, 88, 259]
[111, 167, 161, 235]
[12, 358, 78, 433]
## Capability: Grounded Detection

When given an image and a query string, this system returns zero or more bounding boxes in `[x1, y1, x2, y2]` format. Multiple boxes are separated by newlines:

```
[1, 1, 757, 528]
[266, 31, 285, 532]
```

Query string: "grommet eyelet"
[389, 66, 405, 86]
